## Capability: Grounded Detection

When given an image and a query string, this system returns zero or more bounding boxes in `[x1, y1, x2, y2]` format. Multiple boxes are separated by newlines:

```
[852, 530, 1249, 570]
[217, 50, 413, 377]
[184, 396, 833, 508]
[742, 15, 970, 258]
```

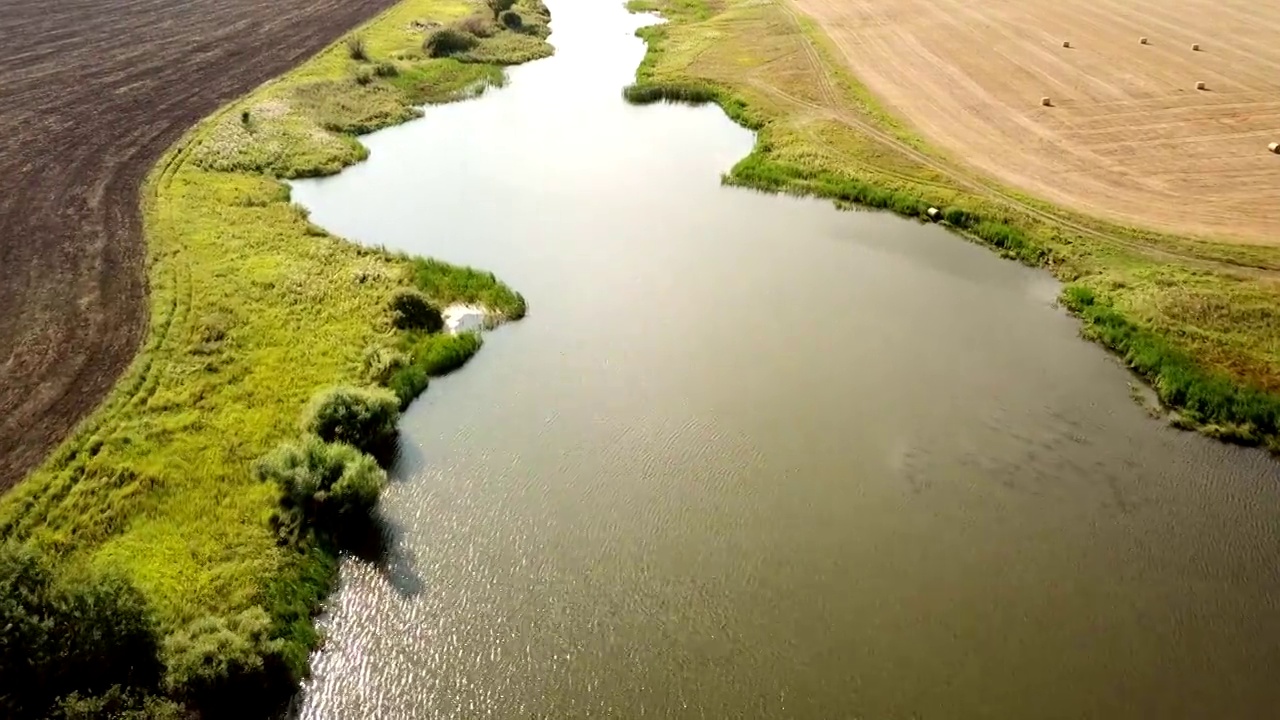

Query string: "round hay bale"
[1269, 142, 1280, 154]
[1040, 96, 1052, 107]
[1195, 81, 1206, 90]
[1140, 36, 1149, 44]
[927, 207, 941, 221]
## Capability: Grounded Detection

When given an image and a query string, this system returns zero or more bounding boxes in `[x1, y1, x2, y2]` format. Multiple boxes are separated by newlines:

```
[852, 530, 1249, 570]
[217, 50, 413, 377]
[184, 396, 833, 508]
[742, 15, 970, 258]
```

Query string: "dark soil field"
[0, 0, 397, 490]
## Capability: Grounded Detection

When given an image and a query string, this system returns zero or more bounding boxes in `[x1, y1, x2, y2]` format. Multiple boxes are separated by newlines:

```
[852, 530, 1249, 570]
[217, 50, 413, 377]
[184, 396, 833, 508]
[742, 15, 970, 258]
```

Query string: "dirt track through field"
[0, 0, 398, 490]
[791, 0, 1280, 244]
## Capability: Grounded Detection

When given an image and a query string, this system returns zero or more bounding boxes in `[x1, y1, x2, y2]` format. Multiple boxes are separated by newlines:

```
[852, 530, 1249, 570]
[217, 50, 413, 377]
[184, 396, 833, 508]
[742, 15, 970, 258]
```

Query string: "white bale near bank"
[1270, 142, 1280, 154]
[927, 207, 940, 220]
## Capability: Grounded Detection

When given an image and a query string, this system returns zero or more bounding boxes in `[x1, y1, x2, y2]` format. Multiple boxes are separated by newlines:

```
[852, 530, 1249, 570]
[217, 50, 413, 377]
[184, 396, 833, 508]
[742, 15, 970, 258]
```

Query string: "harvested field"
[0, 0, 398, 490]
[791, 0, 1280, 244]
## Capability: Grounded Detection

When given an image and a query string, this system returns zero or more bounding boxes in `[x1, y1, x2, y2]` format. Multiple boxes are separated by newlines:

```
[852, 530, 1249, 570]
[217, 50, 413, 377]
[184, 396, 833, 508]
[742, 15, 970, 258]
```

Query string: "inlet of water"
[291, 2, 1280, 717]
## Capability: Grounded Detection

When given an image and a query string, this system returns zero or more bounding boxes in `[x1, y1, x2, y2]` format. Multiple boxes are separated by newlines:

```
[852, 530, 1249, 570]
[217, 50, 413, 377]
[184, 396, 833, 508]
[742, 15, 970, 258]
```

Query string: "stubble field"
[792, 0, 1280, 243]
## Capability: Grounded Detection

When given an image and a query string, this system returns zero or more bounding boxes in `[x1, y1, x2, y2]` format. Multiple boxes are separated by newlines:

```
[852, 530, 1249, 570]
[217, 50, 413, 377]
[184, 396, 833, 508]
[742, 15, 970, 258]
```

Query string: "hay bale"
[1270, 142, 1280, 154]
[1195, 81, 1206, 90]
[1062, 40, 1071, 48]
[1191, 43, 1200, 51]
[1040, 96, 1052, 107]
[927, 207, 941, 221]
[1140, 36, 1149, 44]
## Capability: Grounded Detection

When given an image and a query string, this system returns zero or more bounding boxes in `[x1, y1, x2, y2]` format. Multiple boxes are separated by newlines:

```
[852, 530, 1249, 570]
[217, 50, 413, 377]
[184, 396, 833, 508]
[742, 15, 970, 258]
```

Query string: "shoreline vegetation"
[623, 0, 1280, 452]
[0, 0, 549, 717]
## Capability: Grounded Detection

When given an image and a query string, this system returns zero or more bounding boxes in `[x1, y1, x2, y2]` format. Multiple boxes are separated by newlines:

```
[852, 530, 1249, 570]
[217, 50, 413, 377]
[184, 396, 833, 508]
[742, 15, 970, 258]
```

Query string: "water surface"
[292, 3, 1280, 717]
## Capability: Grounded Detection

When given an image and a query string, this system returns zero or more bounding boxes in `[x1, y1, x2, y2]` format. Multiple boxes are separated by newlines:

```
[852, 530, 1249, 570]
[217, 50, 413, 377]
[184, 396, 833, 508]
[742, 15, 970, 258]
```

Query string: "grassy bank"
[625, 0, 1280, 450]
[0, 0, 550, 716]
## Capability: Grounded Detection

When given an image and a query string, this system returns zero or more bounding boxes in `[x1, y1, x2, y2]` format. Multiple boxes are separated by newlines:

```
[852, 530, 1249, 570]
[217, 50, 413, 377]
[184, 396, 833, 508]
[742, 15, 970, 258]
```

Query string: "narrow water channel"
[290, 2, 1280, 717]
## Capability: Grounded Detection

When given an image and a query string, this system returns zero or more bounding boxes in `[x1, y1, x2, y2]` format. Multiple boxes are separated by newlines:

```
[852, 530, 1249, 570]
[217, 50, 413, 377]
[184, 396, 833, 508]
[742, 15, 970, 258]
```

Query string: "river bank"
[0, 0, 546, 715]
[625, 0, 1280, 451]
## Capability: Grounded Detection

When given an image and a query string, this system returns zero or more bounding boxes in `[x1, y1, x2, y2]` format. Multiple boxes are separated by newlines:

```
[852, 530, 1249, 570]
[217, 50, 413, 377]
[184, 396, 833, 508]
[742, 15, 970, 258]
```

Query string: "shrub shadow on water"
[344, 506, 427, 600]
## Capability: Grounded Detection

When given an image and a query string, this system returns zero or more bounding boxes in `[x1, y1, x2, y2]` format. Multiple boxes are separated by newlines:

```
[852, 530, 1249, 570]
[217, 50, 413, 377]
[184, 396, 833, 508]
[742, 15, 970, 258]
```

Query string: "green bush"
[374, 61, 399, 78]
[51, 686, 183, 720]
[361, 345, 410, 385]
[0, 546, 164, 720]
[499, 10, 523, 29]
[254, 436, 388, 544]
[424, 27, 479, 58]
[387, 332, 483, 407]
[162, 608, 289, 717]
[389, 287, 444, 332]
[942, 206, 974, 228]
[416, 330, 482, 376]
[300, 385, 400, 462]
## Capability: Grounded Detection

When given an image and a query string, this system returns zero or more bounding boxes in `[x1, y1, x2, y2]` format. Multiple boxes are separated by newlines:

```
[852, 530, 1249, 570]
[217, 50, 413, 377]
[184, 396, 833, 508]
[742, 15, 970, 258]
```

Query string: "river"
[289, 1, 1280, 717]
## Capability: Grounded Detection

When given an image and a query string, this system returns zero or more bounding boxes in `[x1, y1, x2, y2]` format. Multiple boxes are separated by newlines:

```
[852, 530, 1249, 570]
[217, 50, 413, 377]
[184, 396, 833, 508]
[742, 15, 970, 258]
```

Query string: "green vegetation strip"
[624, 0, 1280, 451]
[0, 0, 550, 717]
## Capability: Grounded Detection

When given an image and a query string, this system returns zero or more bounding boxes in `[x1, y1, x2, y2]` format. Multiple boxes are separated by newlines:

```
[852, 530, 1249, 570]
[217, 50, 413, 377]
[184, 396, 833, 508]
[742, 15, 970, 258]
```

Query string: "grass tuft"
[425, 27, 481, 57]
[345, 36, 368, 61]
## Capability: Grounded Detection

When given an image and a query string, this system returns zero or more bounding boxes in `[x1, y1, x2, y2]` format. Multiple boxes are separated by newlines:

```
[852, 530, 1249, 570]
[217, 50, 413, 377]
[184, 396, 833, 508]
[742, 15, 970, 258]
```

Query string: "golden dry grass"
[793, 0, 1280, 244]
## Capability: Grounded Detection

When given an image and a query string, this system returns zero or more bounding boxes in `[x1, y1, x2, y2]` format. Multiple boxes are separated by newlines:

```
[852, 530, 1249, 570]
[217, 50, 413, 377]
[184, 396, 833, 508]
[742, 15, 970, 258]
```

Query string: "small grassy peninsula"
[0, 0, 550, 717]
[624, 0, 1280, 451]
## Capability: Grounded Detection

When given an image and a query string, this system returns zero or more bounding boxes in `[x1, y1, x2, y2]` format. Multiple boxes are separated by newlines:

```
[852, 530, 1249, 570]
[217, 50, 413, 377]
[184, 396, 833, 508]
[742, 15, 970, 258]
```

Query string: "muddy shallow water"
[290, 2, 1280, 717]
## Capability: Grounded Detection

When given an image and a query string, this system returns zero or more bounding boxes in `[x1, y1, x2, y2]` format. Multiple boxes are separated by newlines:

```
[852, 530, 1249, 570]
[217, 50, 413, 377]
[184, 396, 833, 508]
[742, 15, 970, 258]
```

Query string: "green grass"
[626, 0, 1280, 451]
[0, 0, 550, 712]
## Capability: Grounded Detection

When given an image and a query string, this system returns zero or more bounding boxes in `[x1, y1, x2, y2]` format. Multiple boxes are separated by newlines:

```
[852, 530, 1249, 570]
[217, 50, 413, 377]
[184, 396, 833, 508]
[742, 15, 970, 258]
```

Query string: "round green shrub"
[162, 608, 289, 715]
[424, 27, 479, 58]
[388, 288, 444, 332]
[299, 385, 400, 461]
[499, 10, 523, 29]
[254, 436, 389, 541]
[329, 453, 386, 520]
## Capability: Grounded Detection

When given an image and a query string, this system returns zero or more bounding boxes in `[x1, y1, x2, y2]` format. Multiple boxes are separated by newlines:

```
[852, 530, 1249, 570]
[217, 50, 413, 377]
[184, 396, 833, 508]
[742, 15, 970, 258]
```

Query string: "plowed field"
[0, 0, 396, 490]
[792, 0, 1280, 244]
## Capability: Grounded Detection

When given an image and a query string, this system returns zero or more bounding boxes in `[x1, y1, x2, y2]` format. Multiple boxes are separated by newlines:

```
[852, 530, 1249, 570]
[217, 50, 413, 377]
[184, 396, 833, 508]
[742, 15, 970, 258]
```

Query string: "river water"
[290, 2, 1280, 717]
